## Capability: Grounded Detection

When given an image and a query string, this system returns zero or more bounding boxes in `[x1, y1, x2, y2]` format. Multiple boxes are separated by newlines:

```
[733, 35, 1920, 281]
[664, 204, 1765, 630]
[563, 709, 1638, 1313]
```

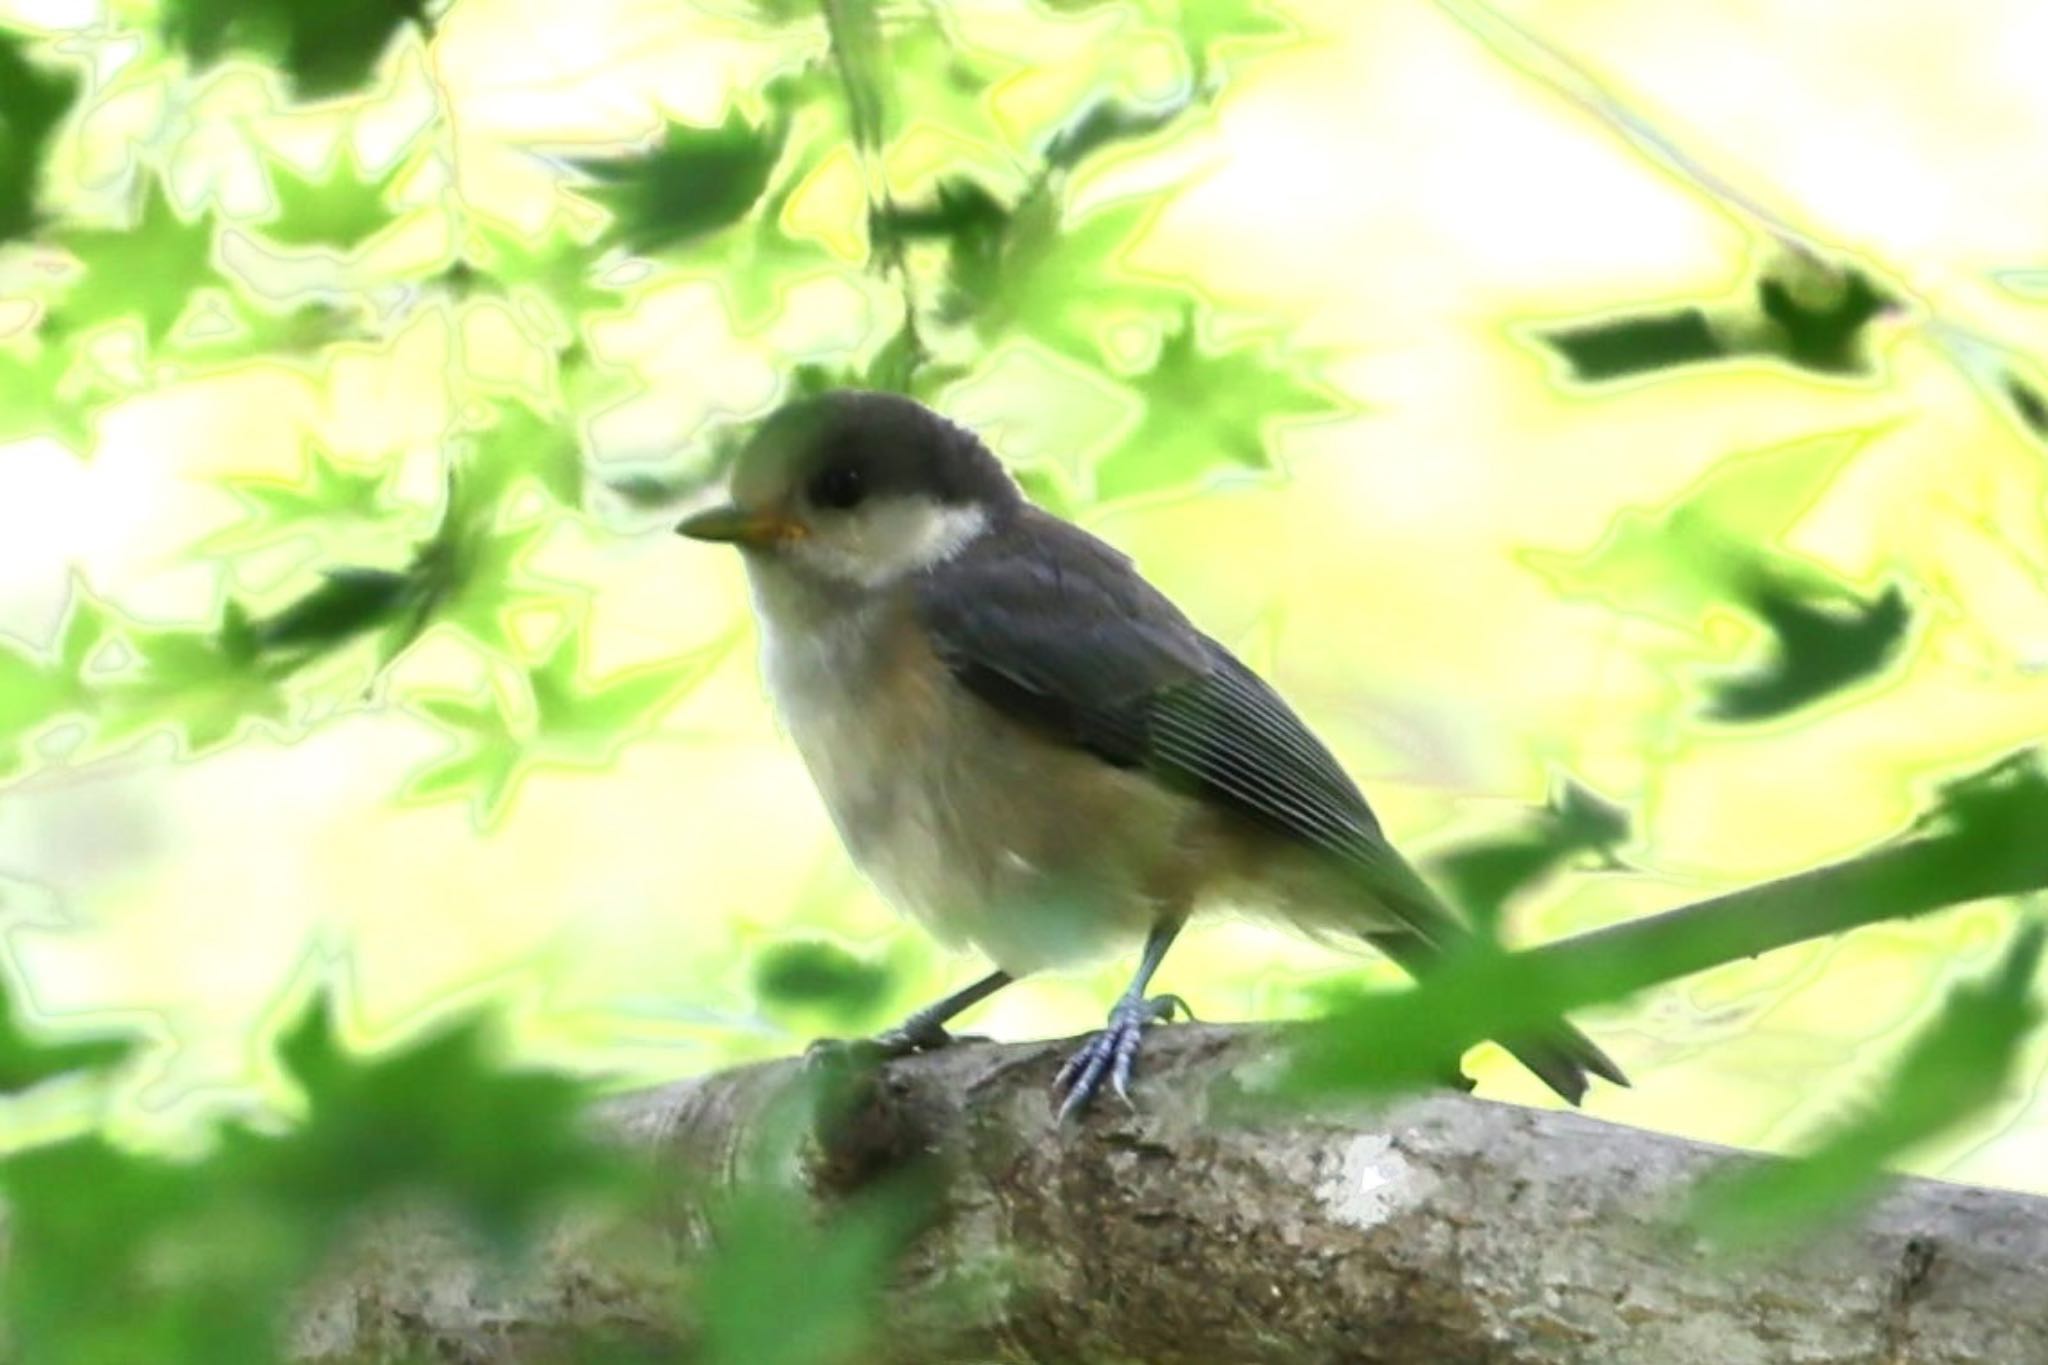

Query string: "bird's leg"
[868, 968, 1014, 1057]
[1054, 919, 1188, 1121]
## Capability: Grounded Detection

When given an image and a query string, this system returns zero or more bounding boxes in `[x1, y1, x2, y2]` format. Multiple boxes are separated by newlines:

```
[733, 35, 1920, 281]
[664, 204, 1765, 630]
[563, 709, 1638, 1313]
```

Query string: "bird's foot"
[1053, 993, 1189, 1122]
[806, 1016, 981, 1072]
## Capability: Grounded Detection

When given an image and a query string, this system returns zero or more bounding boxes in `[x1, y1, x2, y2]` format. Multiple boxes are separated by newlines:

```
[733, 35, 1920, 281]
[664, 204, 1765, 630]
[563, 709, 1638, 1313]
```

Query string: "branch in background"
[293, 1029, 2048, 1364]
[1285, 747, 2048, 1100]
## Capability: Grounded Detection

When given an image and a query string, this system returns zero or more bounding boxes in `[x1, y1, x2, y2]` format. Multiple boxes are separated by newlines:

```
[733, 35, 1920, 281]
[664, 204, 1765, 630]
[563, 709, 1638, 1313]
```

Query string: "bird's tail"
[1362, 928, 1629, 1107]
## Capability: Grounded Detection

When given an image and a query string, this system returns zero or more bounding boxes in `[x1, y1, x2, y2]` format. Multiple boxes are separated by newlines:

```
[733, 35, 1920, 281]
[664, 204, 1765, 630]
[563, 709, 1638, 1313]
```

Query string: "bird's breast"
[754, 597, 1190, 972]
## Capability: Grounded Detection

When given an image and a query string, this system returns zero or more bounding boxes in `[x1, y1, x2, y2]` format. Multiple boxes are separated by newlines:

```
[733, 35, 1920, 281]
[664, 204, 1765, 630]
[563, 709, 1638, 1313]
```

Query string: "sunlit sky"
[6, 0, 2048, 1188]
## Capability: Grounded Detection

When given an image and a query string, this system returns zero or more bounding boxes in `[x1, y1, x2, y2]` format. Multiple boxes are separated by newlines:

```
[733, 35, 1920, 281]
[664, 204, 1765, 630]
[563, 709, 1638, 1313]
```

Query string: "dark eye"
[807, 463, 866, 510]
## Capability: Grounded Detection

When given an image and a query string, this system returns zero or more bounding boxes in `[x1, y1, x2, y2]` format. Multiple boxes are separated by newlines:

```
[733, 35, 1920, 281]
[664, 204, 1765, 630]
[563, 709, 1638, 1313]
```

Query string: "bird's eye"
[807, 464, 866, 510]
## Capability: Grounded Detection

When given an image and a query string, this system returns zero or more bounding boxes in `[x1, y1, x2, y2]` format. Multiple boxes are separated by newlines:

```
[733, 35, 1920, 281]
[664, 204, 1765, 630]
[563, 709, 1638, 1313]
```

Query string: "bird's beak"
[674, 503, 805, 547]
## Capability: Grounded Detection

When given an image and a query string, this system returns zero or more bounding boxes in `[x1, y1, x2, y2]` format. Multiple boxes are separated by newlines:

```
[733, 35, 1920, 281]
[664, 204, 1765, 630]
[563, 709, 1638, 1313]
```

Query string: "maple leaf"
[48, 180, 222, 347]
[569, 108, 788, 257]
[402, 626, 729, 826]
[254, 147, 409, 252]
[0, 32, 81, 243]
[199, 443, 405, 554]
[86, 603, 294, 759]
[160, 0, 435, 100]
[1090, 310, 1346, 501]
[0, 338, 93, 452]
[1036, 0, 1294, 82]
[0, 587, 105, 778]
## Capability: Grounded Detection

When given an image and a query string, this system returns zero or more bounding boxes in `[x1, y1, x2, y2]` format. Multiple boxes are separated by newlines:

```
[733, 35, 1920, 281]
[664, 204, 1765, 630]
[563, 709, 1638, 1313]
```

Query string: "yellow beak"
[674, 503, 804, 547]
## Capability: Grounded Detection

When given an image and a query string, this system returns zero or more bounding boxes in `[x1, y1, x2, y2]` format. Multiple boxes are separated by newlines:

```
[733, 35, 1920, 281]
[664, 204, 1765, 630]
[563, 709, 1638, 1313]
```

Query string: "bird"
[677, 389, 1626, 1118]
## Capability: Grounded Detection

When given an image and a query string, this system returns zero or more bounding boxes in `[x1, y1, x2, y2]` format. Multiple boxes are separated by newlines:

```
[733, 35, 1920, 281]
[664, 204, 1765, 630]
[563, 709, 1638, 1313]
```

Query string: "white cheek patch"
[793, 499, 989, 586]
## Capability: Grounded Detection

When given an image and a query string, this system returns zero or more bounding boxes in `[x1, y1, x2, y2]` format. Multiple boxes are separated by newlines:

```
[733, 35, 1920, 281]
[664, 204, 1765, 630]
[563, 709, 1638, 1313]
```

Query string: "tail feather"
[1498, 1025, 1629, 1107]
[1362, 928, 1629, 1107]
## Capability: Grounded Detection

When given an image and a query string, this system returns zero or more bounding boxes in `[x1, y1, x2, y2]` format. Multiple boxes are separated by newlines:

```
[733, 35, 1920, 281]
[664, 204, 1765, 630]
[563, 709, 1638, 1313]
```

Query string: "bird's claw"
[1054, 993, 1184, 1122]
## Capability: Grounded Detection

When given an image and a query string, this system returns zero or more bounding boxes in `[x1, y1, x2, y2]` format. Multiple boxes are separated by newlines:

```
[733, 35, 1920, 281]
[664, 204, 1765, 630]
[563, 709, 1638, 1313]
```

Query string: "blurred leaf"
[255, 567, 419, 657]
[0, 983, 138, 1094]
[1535, 256, 1896, 385]
[901, 178, 1168, 364]
[1038, 0, 1293, 81]
[455, 217, 621, 328]
[1430, 777, 1629, 932]
[162, 0, 434, 99]
[200, 443, 404, 554]
[2005, 373, 2048, 440]
[1756, 261, 1893, 374]
[694, 1182, 924, 1365]
[404, 625, 729, 824]
[255, 147, 408, 251]
[752, 939, 894, 1027]
[1041, 92, 1197, 171]
[0, 988, 617, 1365]
[1689, 920, 2045, 1250]
[1523, 426, 1881, 629]
[50, 180, 223, 346]
[1279, 749, 2048, 1107]
[88, 604, 294, 757]
[452, 397, 586, 515]
[0, 590, 104, 775]
[0, 338, 93, 451]
[1539, 308, 1724, 383]
[571, 109, 788, 256]
[1091, 309, 1344, 500]
[0, 32, 81, 244]
[265, 995, 612, 1244]
[1703, 576, 1912, 722]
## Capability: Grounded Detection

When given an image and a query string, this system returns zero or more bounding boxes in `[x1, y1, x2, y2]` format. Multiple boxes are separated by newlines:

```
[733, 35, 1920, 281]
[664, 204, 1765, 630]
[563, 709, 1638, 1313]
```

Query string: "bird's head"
[676, 390, 1020, 590]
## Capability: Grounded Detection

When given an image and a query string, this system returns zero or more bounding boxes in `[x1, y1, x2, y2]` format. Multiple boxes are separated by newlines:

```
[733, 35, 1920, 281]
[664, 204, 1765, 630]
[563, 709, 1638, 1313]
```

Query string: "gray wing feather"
[916, 512, 1453, 943]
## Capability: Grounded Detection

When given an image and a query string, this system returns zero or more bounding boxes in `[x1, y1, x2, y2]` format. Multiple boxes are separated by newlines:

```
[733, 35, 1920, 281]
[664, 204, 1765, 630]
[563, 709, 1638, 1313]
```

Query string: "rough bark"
[294, 1023, 2048, 1365]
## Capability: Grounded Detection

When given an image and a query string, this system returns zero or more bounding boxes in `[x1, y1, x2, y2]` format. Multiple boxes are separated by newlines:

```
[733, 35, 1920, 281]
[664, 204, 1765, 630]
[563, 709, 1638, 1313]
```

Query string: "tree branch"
[295, 1024, 2048, 1364]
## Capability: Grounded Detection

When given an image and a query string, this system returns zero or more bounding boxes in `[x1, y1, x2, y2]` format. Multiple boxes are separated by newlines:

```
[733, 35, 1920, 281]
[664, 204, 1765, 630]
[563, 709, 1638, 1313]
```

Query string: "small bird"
[678, 390, 1625, 1117]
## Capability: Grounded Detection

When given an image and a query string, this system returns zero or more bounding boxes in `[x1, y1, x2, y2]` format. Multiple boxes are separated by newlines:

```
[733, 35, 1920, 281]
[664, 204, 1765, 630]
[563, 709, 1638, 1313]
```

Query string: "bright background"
[6, 0, 2048, 1188]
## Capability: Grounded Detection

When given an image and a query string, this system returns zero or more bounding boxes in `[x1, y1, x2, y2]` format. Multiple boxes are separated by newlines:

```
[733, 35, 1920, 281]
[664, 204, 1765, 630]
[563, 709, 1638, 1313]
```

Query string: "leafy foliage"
[160, 0, 434, 98]
[1688, 920, 2045, 1249]
[0, 33, 80, 244]
[0, 985, 618, 1364]
[1525, 427, 1916, 721]
[1429, 777, 1629, 933]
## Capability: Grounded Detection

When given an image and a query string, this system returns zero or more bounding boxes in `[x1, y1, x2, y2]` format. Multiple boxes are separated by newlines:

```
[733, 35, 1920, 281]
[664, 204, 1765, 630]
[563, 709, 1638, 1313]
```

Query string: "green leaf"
[1277, 749, 2048, 1108]
[913, 180, 1171, 365]
[0, 987, 618, 1365]
[1038, 0, 1294, 81]
[50, 180, 222, 347]
[199, 443, 404, 554]
[254, 146, 409, 251]
[1091, 310, 1345, 501]
[263, 996, 613, 1245]
[451, 397, 585, 516]
[0, 587, 107, 778]
[161, 0, 434, 99]
[752, 939, 894, 1028]
[1689, 920, 2045, 1250]
[87, 604, 294, 758]
[1702, 576, 1912, 722]
[1429, 777, 1630, 934]
[0, 338, 94, 451]
[0, 32, 82, 243]
[571, 108, 788, 256]
[1521, 426, 1884, 630]
[254, 567, 420, 658]
[695, 1183, 925, 1365]
[1536, 256, 1897, 384]
[404, 626, 729, 825]
[0, 981, 138, 1094]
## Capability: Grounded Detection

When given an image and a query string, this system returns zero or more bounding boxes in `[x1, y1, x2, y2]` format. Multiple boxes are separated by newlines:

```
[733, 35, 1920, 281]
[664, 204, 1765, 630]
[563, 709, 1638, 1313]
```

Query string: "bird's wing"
[915, 512, 1457, 944]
